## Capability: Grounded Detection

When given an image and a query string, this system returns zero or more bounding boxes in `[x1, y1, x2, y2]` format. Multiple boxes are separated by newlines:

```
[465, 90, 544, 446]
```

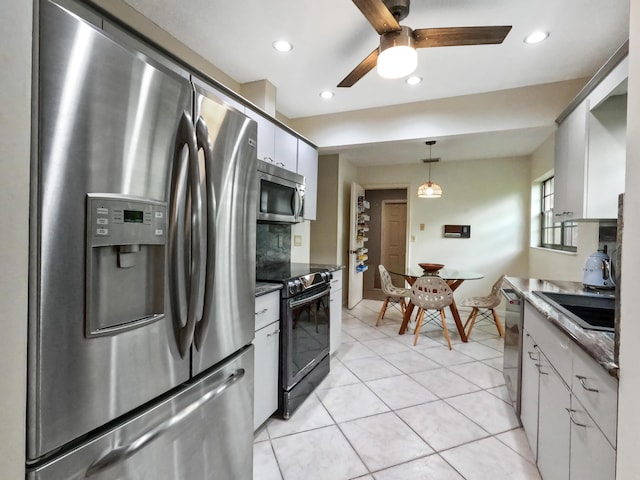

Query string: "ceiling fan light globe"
[377, 26, 417, 79]
[378, 46, 417, 78]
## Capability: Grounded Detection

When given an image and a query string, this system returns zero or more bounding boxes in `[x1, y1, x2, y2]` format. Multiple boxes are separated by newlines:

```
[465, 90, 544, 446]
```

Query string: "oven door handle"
[289, 286, 331, 308]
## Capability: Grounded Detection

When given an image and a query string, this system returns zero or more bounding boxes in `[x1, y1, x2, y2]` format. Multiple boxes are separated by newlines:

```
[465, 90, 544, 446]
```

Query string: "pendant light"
[417, 141, 443, 198]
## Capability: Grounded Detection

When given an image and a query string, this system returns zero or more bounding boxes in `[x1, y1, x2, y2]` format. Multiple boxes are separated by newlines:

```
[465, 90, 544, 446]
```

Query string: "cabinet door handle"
[535, 363, 549, 375]
[576, 375, 599, 392]
[255, 308, 268, 316]
[566, 408, 587, 427]
[267, 329, 280, 337]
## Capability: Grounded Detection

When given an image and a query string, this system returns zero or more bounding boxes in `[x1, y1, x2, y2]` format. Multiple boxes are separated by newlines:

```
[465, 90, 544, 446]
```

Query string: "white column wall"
[0, 1, 32, 477]
[616, 0, 640, 476]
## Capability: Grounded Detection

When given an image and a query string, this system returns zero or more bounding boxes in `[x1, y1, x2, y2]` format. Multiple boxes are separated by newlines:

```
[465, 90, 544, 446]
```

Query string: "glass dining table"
[388, 267, 484, 343]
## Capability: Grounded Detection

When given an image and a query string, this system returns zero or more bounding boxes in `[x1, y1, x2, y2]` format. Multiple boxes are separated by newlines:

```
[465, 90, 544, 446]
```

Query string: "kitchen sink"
[532, 291, 615, 332]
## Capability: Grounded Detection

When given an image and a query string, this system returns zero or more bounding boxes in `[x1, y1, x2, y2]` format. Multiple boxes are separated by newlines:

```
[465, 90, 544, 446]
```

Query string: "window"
[540, 177, 578, 251]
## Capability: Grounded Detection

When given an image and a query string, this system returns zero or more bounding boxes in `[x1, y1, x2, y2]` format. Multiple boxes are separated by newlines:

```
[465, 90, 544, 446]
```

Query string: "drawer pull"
[576, 375, 599, 393]
[267, 329, 280, 337]
[566, 408, 587, 427]
[255, 308, 268, 316]
[535, 363, 549, 375]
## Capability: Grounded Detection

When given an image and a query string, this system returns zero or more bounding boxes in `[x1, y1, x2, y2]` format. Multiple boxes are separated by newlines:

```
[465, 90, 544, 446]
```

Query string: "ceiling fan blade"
[413, 26, 512, 48]
[338, 48, 380, 87]
[352, 0, 401, 35]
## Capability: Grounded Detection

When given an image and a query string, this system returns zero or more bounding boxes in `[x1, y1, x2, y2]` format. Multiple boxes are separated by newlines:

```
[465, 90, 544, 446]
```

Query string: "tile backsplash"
[256, 223, 291, 268]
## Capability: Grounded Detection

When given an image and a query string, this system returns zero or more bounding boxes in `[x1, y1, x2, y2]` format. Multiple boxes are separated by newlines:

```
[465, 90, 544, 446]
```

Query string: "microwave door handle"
[293, 187, 303, 220]
[169, 111, 199, 357]
[85, 368, 245, 477]
[193, 116, 215, 350]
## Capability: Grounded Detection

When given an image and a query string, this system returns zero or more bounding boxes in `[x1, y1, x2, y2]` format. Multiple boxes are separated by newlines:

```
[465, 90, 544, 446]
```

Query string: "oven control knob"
[289, 280, 301, 295]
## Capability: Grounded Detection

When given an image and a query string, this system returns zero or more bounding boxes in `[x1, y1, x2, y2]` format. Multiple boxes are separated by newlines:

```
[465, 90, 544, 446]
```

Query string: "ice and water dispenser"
[86, 194, 167, 337]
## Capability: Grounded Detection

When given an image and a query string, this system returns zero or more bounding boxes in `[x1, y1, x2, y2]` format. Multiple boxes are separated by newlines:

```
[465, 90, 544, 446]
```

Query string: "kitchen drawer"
[571, 345, 618, 447]
[255, 291, 279, 331]
[524, 303, 573, 384]
[330, 269, 343, 290]
[569, 394, 617, 480]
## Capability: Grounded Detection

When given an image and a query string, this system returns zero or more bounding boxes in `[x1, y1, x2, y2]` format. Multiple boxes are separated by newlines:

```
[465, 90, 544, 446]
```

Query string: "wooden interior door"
[380, 201, 407, 276]
[348, 182, 365, 309]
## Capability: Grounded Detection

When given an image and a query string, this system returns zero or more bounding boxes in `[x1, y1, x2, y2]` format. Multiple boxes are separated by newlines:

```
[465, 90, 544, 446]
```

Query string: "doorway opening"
[363, 188, 408, 300]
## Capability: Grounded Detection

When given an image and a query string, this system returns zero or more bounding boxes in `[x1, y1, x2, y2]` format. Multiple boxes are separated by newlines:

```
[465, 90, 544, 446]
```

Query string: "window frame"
[540, 176, 578, 252]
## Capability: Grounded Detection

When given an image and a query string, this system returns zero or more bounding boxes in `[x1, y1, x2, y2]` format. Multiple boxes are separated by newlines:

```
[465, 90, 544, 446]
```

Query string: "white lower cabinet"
[520, 331, 540, 459]
[254, 291, 280, 431]
[522, 303, 618, 480]
[569, 395, 617, 480]
[537, 354, 571, 480]
[329, 269, 343, 354]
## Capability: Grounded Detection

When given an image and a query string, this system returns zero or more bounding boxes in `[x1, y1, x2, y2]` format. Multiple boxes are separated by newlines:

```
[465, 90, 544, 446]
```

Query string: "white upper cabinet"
[297, 140, 318, 220]
[274, 126, 298, 172]
[554, 101, 589, 219]
[554, 55, 628, 220]
[245, 109, 276, 164]
[245, 107, 319, 220]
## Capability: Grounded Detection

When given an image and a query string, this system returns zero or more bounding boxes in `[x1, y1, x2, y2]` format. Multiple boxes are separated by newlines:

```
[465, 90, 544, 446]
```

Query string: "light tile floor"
[253, 299, 541, 480]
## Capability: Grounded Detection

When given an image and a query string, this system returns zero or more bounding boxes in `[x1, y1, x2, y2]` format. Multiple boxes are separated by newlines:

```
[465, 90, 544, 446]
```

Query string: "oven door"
[282, 285, 331, 390]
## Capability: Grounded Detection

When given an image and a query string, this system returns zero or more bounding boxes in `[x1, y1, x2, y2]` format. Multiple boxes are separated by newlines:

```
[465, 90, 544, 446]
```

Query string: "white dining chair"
[376, 265, 410, 326]
[410, 276, 454, 349]
[461, 274, 506, 338]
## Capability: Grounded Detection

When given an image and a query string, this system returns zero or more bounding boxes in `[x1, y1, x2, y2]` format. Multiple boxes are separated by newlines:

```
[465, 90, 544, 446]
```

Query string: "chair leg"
[440, 309, 452, 350]
[413, 309, 425, 346]
[464, 307, 479, 338]
[491, 308, 505, 337]
[376, 297, 389, 326]
[399, 297, 406, 314]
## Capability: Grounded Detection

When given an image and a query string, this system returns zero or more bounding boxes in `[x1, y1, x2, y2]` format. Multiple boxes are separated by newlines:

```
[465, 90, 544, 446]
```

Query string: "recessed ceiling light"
[524, 31, 549, 44]
[320, 90, 334, 100]
[272, 40, 293, 52]
[406, 76, 423, 86]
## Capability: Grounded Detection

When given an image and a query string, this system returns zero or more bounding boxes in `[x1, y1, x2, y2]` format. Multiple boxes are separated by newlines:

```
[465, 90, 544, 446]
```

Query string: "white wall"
[0, 1, 31, 477]
[616, 0, 640, 476]
[310, 155, 340, 265]
[356, 156, 530, 299]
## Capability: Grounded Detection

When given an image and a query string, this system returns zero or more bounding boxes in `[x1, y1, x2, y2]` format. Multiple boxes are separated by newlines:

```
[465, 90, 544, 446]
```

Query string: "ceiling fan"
[338, 0, 512, 87]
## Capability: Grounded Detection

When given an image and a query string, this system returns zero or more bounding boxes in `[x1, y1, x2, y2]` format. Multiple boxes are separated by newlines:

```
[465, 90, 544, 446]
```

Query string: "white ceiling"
[123, 0, 629, 164]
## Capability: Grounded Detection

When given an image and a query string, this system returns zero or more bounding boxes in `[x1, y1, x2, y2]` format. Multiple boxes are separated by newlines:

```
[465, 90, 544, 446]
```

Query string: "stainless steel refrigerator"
[27, 1, 257, 478]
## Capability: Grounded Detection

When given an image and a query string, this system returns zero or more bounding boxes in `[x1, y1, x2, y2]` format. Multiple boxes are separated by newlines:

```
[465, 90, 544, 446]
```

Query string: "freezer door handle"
[193, 115, 215, 351]
[85, 368, 246, 477]
[168, 110, 204, 357]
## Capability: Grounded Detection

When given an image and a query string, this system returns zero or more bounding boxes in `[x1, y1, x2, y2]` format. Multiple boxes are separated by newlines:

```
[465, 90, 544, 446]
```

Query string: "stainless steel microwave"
[257, 160, 305, 223]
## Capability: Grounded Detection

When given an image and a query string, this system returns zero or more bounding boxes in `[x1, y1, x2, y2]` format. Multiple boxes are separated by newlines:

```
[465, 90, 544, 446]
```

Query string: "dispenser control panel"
[87, 194, 167, 247]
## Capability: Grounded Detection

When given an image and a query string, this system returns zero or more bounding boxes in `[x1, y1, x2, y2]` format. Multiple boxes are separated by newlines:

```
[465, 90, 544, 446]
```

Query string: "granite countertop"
[505, 277, 618, 379]
[309, 263, 345, 272]
[255, 282, 282, 297]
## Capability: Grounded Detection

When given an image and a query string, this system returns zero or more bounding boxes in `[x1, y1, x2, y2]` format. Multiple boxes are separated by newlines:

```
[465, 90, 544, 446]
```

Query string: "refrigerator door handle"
[169, 110, 203, 357]
[85, 368, 246, 477]
[193, 116, 216, 351]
